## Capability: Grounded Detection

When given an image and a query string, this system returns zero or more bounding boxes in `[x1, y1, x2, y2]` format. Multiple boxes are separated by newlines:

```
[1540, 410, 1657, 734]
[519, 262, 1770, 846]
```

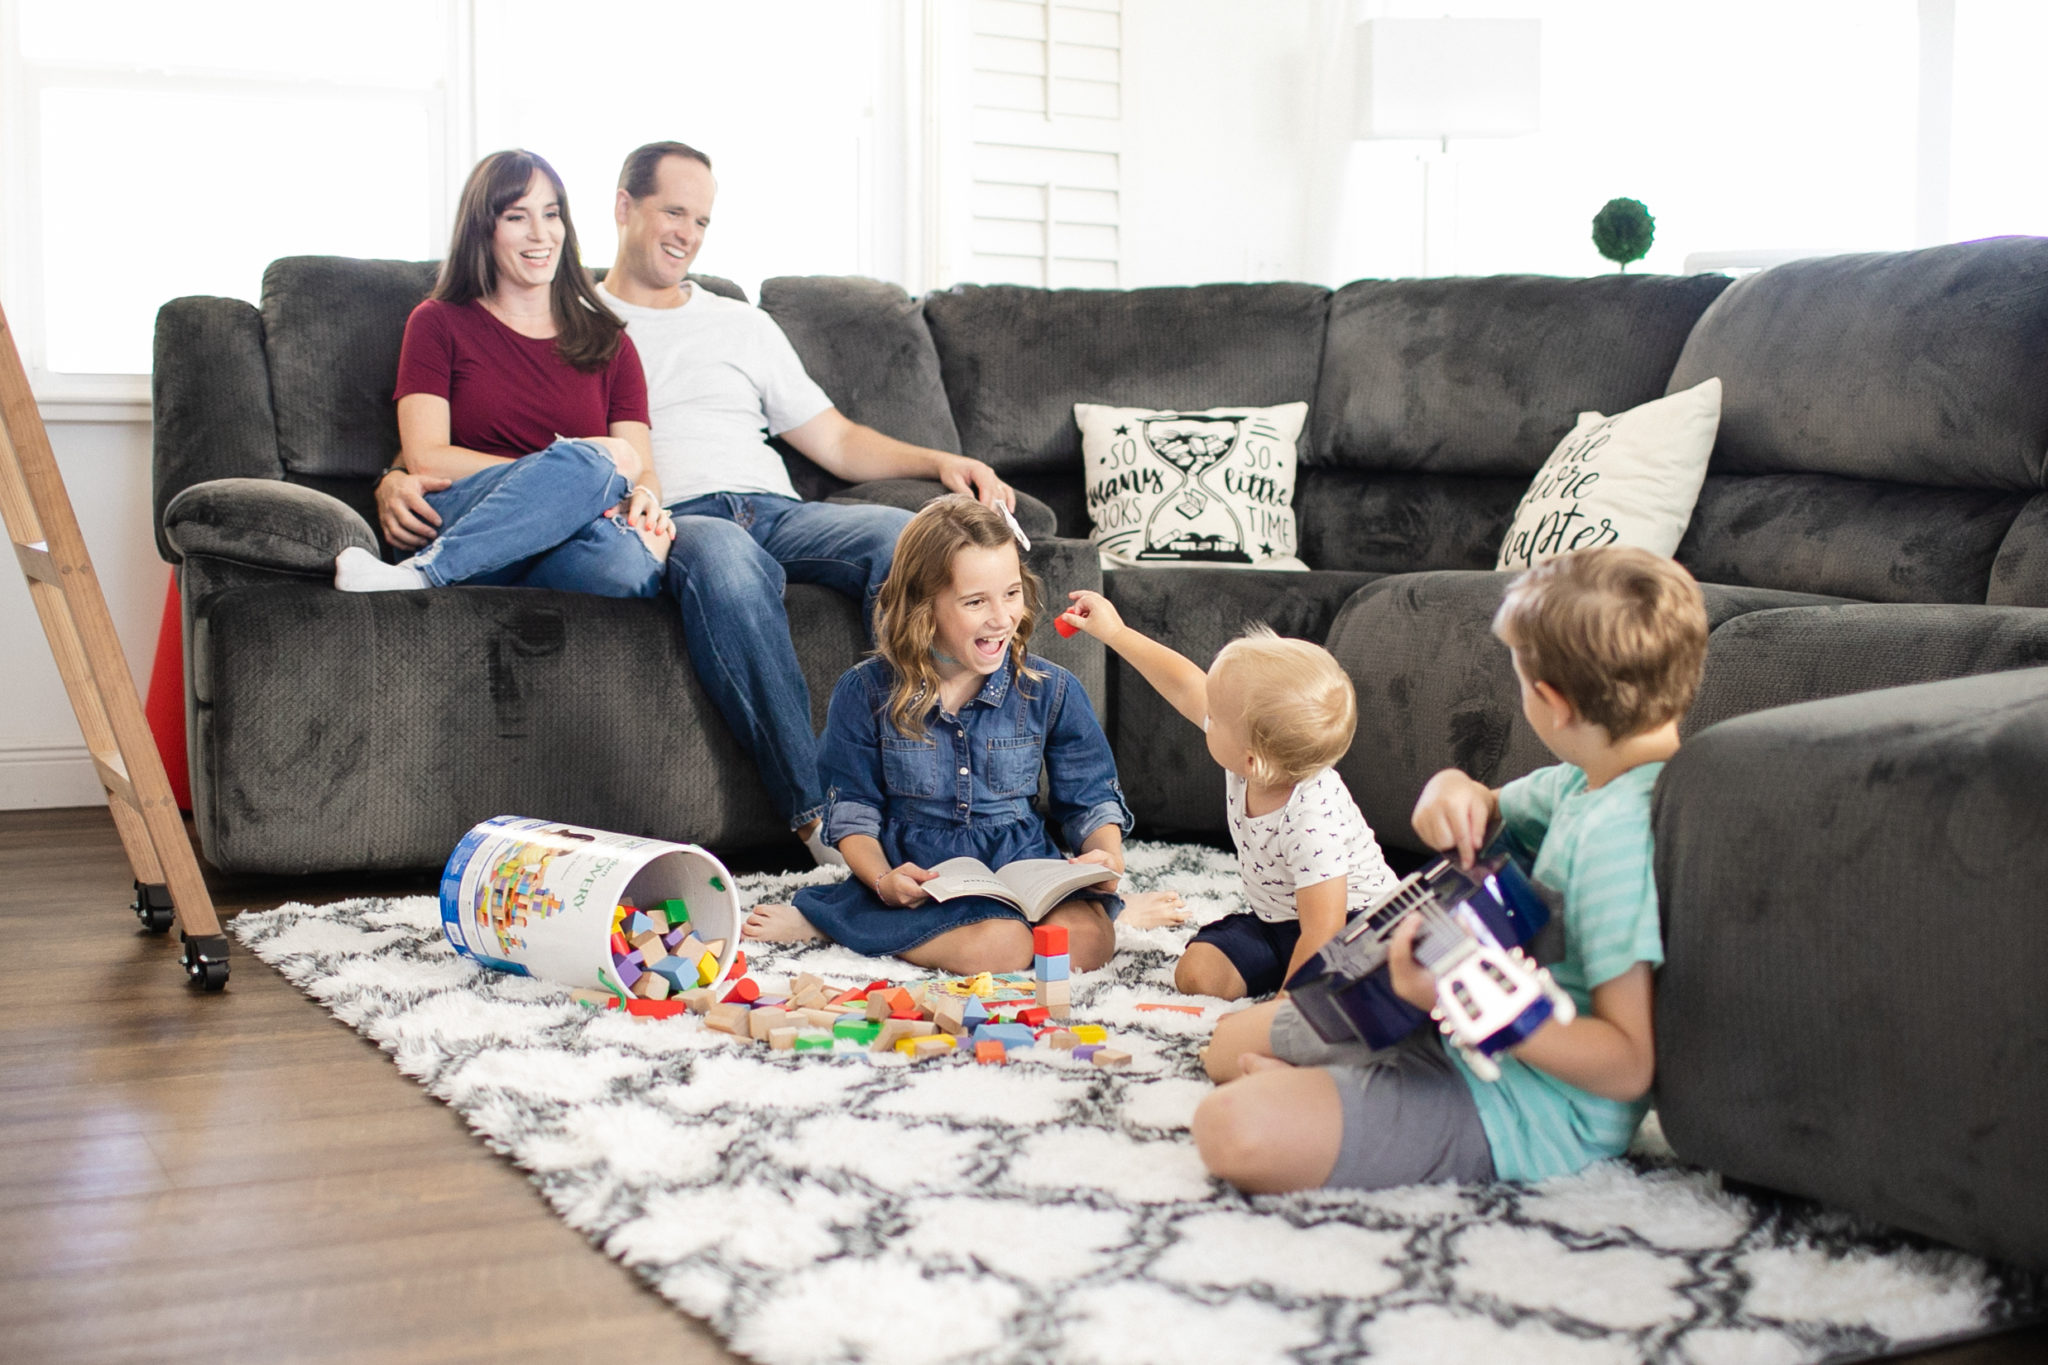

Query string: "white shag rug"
[232, 841, 2039, 1365]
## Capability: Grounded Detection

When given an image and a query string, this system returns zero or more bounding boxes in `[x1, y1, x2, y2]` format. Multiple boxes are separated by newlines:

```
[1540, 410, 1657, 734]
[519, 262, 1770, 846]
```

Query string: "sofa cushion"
[1686, 603, 2048, 732]
[1310, 273, 1731, 475]
[1989, 493, 2048, 608]
[757, 276, 962, 458]
[922, 283, 1330, 477]
[1327, 571, 1849, 854]
[1652, 666, 2048, 1268]
[164, 478, 377, 575]
[262, 257, 440, 482]
[1102, 567, 1382, 836]
[1295, 470, 1524, 574]
[1667, 237, 2048, 491]
[151, 295, 285, 563]
[1673, 474, 2028, 604]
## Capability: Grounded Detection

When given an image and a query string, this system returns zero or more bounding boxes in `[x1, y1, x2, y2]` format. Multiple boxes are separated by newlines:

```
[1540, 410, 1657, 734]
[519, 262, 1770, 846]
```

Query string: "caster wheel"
[181, 933, 230, 992]
[131, 881, 175, 933]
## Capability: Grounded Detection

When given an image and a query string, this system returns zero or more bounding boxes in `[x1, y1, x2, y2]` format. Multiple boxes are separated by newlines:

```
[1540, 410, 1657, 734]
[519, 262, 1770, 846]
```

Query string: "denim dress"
[793, 654, 1133, 957]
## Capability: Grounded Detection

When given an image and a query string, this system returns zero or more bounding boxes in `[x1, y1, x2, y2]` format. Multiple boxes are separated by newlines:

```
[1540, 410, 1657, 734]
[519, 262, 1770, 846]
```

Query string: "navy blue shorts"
[1189, 911, 1302, 998]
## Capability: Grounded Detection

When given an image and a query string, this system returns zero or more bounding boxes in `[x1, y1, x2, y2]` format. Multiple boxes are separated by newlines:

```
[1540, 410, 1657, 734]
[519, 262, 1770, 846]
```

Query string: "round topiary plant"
[1592, 197, 1655, 272]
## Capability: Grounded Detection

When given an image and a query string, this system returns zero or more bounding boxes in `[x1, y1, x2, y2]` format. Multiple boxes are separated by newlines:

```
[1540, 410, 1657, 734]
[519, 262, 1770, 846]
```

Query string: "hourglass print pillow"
[1074, 402, 1310, 571]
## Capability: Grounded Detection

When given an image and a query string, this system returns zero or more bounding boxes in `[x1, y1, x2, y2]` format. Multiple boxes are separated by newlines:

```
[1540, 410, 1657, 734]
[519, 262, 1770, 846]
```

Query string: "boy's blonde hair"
[1492, 547, 1709, 740]
[1211, 626, 1357, 786]
[873, 496, 1044, 738]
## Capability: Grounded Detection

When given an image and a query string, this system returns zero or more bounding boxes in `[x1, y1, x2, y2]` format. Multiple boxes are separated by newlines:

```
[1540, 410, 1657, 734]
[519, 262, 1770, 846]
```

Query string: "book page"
[988, 859, 1116, 921]
[921, 857, 1023, 910]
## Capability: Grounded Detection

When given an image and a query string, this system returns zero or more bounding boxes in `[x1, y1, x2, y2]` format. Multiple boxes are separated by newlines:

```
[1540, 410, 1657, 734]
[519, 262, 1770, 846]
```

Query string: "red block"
[722, 978, 761, 1005]
[724, 950, 749, 981]
[609, 931, 631, 957]
[1018, 1006, 1050, 1027]
[1054, 615, 1080, 638]
[1032, 924, 1068, 956]
[975, 1040, 1007, 1065]
[624, 999, 690, 1018]
[878, 986, 916, 1016]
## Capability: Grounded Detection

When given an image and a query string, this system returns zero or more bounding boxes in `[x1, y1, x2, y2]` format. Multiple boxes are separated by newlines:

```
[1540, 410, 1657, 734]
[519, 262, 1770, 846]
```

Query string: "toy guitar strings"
[1286, 826, 1575, 1081]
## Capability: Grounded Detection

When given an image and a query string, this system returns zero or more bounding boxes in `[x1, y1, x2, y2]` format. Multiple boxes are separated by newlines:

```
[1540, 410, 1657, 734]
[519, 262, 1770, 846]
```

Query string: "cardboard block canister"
[440, 816, 740, 993]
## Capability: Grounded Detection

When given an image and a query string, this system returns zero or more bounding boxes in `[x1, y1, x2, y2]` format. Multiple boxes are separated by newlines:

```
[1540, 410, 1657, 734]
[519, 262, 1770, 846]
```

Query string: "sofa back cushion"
[1310, 273, 1731, 475]
[758, 276, 962, 457]
[262, 257, 440, 481]
[1295, 469, 1523, 573]
[922, 283, 1330, 477]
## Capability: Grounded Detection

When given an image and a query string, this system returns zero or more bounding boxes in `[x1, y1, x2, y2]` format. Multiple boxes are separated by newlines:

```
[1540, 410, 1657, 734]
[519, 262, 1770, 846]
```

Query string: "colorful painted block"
[1072, 1044, 1103, 1062]
[792, 1029, 835, 1052]
[962, 998, 991, 1028]
[975, 1040, 1007, 1065]
[624, 999, 689, 1019]
[722, 978, 761, 1005]
[614, 956, 644, 990]
[1069, 1024, 1108, 1044]
[1032, 924, 1069, 957]
[972, 1022, 1036, 1051]
[1033, 953, 1070, 982]
[833, 1017, 882, 1045]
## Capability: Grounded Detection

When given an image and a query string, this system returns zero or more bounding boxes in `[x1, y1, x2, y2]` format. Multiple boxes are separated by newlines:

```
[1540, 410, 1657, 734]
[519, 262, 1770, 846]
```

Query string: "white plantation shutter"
[964, 0, 1122, 288]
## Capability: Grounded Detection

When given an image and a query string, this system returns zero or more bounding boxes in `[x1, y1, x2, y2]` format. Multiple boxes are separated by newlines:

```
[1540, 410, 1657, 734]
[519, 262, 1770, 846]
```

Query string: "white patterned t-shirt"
[1225, 766, 1398, 922]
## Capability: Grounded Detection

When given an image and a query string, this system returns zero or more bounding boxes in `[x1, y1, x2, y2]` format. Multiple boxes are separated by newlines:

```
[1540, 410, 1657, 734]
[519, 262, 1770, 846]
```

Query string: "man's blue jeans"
[663, 493, 913, 831]
[412, 440, 662, 596]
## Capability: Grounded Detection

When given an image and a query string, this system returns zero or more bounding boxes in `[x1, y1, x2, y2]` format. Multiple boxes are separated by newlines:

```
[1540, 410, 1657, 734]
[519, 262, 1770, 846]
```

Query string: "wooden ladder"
[0, 299, 229, 989]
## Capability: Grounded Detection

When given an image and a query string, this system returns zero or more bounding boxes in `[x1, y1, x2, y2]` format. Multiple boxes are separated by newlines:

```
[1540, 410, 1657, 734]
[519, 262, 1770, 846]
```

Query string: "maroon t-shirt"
[392, 299, 650, 457]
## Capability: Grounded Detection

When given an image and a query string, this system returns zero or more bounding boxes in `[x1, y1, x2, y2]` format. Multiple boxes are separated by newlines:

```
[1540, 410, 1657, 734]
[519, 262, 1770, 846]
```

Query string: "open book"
[921, 857, 1116, 922]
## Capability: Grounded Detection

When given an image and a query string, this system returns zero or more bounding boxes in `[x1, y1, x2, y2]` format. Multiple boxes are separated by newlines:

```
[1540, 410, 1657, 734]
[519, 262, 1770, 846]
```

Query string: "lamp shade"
[1355, 18, 1541, 140]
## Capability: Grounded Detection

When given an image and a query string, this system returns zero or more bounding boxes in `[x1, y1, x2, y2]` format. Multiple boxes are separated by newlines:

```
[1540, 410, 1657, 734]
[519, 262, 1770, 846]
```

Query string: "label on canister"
[438, 816, 740, 993]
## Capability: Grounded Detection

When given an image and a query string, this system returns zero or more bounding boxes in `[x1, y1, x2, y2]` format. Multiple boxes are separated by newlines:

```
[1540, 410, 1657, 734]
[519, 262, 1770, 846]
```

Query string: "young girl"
[741, 497, 1141, 973]
[1058, 592, 1398, 999]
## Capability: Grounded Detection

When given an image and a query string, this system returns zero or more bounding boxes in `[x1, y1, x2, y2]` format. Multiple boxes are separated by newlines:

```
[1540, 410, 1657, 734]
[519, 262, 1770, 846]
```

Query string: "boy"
[1058, 593, 1398, 998]
[1192, 547, 1709, 1192]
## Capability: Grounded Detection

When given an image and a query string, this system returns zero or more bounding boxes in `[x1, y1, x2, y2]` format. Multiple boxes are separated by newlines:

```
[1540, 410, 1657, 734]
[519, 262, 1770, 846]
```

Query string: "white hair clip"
[998, 500, 1031, 552]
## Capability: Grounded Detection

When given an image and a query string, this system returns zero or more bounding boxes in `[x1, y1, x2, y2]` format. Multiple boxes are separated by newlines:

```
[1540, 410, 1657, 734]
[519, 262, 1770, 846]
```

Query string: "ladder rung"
[13, 538, 57, 585]
[91, 750, 136, 806]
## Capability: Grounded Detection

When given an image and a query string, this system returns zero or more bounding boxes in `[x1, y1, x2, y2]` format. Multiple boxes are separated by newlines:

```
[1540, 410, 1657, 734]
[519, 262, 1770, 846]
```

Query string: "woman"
[334, 148, 673, 594]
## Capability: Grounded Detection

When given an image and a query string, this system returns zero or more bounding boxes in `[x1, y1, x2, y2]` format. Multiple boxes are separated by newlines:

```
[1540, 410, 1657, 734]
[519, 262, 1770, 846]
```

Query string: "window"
[3, 0, 465, 392]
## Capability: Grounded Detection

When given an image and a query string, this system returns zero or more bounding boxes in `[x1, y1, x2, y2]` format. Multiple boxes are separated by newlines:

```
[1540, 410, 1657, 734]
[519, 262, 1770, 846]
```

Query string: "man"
[378, 140, 1012, 865]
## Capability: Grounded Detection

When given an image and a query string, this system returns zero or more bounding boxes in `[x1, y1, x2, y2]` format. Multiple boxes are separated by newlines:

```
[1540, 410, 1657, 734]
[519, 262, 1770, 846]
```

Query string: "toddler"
[1058, 593, 1397, 999]
[743, 497, 1132, 973]
[1194, 546, 1709, 1193]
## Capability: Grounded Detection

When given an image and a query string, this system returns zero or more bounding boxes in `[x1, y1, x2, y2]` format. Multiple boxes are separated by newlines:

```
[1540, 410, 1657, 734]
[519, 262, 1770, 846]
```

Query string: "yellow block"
[1069, 1024, 1108, 1044]
[697, 952, 719, 986]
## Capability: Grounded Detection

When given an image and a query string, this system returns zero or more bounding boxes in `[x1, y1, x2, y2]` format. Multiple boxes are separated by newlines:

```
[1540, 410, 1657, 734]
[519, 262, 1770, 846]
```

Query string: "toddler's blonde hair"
[1211, 626, 1357, 786]
[1492, 546, 1709, 739]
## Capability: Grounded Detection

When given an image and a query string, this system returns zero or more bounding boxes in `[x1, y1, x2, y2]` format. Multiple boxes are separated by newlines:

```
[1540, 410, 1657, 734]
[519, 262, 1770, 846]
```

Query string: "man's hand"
[376, 470, 453, 550]
[1387, 915, 1438, 1012]
[1411, 768, 1498, 867]
[876, 862, 937, 908]
[934, 453, 1014, 509]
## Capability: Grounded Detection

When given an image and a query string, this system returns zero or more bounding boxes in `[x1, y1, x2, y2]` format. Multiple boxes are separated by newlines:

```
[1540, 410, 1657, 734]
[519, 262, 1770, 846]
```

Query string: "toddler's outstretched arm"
[1058, 590, 1209, 727]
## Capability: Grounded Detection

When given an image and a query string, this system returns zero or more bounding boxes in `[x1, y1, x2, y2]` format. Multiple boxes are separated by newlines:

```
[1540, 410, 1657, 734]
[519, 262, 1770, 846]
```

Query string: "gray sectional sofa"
[153, 238, 2048, 1269]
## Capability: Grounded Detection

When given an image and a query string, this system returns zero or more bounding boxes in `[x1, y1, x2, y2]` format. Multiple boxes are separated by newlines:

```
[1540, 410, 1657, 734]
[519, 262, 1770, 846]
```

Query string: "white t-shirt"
[1225, 766, 1399, 923]
[598, 281, 833, 504]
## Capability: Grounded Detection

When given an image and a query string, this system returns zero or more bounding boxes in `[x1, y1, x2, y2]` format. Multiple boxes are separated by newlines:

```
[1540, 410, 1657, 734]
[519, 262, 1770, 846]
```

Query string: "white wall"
[0, 414, 164, 808]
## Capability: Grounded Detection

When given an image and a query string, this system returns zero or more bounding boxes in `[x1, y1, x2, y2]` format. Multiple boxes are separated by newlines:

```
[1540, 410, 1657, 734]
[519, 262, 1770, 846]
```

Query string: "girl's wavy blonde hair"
[874, 496, 1046, 737]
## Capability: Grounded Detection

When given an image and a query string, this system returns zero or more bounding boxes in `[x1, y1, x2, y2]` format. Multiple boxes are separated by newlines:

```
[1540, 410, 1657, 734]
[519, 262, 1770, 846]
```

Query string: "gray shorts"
[1270, 1001, 1496, 1189]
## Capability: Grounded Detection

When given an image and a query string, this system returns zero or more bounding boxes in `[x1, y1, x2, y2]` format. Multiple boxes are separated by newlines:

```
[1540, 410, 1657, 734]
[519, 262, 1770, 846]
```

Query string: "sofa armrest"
[163, 477, 377, 575]
[152, 296, 283, 564]
[1652, 665, 2048, 1269]
[827, 477, 1058, 541]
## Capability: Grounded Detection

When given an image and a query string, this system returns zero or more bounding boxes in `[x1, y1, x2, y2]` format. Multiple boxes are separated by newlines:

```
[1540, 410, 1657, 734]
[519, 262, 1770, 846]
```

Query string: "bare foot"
[742, 902, 824, 942]
[1239, 1052, 1296, 1074]
[1119, 890, 1190, 929]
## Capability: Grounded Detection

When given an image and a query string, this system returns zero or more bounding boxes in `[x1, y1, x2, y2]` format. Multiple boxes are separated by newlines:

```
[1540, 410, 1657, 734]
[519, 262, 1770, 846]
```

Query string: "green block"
[832, 1017, 881, 1044]
[709, 875, 727, 893]
[793, 1029, 835, 1052]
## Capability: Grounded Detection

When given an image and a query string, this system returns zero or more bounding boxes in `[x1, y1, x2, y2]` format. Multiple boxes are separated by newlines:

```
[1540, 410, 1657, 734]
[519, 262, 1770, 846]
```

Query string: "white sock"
[334, 546, 428, 593]
[802, 824, 847, 869]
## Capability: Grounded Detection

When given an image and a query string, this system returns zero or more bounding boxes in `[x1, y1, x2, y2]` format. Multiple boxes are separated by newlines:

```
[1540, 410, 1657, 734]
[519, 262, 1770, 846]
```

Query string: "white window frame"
[0, 0, 475, 422]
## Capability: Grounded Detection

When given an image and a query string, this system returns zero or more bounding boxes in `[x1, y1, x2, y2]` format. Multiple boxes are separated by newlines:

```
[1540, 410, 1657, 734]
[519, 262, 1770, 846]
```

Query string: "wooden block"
[800, 1007, 840, 1029]
[932, 997, 967, 1036]
[702, 938, 728, 960]
[1044, 1029, 1079, 1050]
[568, 987, 615, 1009]
[873, 1017, 937, 1052]
[769, 1027, 800, 1050]
[638, 936, 670, 967]
[722, 978, 761, 1005]
[696, 953, 720, 987]
[866, 994, 893, 1022]
[748, 1007, 792, 1042]
[1090, 1047, 1131, 1070]
[792, 972, 827, 1000]
[725, 949, 749, 981]
[1069, 1024, 1108, 1044]
[1032, 923, 1069, 956]
[680, 988, 719, 1014]
[624, 999, 689, 1019]
[1135, 1002, 1205, 1016]
[792, 1029, 835, 1052]
[1017, 1006, 1050, 1028]
[1072, 1044, 1103, 1062]
[913, 1035, 956, 1059]
[1035, 981, 1071, 1018]
[673, 934, 712, 963]
[704, 1003, 750, 1036]
[975, 1040, 1006, 1065]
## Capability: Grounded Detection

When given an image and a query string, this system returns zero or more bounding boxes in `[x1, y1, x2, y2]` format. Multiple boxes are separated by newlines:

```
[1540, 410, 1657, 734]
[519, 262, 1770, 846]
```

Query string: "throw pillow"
[1076, 402, 1309, 570]
[1495, 377, 1722, 571]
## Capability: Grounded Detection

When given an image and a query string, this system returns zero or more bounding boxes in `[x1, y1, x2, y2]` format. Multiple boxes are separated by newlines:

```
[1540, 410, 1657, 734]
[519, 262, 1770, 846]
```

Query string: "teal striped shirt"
[1448, 761, 1665, 1182]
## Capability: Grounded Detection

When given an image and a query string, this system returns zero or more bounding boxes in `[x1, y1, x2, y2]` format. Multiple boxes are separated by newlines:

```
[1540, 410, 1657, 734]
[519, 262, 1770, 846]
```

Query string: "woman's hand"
[618, 486, 674, 559]
[875, 863, 937, 908]
[1067, 845, 1124, 894]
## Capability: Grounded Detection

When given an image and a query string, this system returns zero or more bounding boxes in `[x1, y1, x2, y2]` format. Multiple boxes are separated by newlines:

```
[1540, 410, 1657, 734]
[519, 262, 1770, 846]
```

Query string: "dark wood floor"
[0, 807, 2038, 1364]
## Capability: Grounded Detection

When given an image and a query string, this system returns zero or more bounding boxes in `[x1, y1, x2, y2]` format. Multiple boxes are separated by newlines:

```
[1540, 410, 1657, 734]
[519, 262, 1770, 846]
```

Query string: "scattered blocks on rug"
[975, 1039, 1006, 1064]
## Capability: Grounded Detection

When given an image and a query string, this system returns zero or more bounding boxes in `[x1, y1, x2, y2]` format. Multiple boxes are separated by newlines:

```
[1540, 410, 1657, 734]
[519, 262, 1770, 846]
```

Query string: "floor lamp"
[1354, 18, 1541, 277]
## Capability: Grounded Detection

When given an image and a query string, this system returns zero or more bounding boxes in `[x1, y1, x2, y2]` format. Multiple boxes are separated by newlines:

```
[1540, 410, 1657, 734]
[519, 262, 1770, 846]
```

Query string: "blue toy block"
[962, 998, 991, 1027]
[972, 1022, 1036, 1051]
[1033, 953, 1071, 982]
[625, 911, 655, 938]
[650, 957, 696, 989]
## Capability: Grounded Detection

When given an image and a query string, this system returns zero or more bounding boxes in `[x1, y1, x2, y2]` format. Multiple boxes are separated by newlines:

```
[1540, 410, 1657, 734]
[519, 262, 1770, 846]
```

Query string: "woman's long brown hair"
[432, 149, 624, 373]
[874, 497, 1045, 738]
